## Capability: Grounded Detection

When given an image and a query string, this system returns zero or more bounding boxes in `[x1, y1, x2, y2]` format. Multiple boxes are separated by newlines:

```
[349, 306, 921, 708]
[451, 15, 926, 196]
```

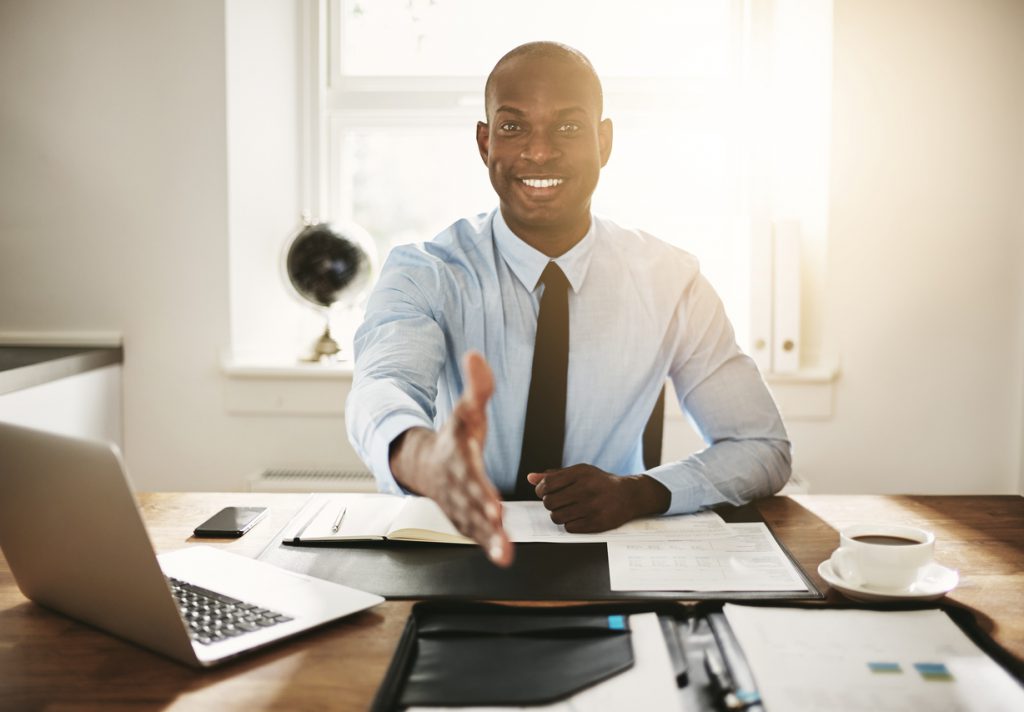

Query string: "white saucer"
[817, 558, 959, 602]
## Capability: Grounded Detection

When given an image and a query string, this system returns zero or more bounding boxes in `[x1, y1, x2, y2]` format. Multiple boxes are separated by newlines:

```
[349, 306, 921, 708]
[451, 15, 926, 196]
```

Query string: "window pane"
[593, 121, 747, 331]
[342, 129, 497, 258]
[340, 0, 733, 78]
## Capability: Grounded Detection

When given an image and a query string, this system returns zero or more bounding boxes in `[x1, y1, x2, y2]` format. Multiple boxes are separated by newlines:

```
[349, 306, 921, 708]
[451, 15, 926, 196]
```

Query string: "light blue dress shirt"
[346, 209, 791, 514]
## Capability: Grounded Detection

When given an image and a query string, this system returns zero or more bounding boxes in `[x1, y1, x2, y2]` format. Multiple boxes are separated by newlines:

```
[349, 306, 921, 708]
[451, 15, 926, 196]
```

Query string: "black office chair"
[642, 385, 666, 470]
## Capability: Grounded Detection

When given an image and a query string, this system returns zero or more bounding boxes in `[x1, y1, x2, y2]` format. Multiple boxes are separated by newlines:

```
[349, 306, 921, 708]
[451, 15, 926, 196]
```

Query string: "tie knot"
[540, 262, 569, 292]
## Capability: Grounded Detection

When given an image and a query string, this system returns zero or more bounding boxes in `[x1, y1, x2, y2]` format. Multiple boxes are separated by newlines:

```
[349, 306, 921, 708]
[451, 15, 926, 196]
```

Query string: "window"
[233, 0, 832, 371]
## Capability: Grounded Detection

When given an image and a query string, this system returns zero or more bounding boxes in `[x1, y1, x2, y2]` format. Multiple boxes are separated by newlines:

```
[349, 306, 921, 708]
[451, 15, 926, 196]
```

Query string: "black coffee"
[852, 535, 920, 546]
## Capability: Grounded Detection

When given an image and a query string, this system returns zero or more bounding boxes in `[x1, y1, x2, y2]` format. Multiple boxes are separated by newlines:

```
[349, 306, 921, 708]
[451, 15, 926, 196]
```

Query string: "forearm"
[345, 377, 434, 495]
[625, 474, 672, 518]
[388, 426, 437, 496]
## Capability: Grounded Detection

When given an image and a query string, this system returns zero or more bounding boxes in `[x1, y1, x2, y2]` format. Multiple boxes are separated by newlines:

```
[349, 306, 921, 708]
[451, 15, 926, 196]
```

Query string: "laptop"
[0, 421, 384, 668]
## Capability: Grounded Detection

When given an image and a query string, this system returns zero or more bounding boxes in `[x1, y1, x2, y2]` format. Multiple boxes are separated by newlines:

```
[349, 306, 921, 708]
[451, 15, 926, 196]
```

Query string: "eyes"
[497, 121, 582, 136]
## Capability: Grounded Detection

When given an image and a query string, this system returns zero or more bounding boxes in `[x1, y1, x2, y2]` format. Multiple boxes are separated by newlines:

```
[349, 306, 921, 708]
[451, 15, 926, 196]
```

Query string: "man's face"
[476, 57, 612, 248]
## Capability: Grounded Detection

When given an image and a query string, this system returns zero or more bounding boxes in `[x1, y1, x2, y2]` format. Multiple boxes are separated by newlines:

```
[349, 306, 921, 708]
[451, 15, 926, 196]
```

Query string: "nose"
[520, 131, 561, 165]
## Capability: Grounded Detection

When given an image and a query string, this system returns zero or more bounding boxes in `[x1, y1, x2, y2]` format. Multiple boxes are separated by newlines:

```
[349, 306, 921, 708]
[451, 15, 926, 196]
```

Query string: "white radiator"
[248, 468, 377, 493]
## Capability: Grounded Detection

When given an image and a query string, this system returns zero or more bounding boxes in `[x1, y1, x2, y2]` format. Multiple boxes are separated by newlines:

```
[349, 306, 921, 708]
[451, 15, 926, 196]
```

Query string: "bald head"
[483, 42, 604, 122]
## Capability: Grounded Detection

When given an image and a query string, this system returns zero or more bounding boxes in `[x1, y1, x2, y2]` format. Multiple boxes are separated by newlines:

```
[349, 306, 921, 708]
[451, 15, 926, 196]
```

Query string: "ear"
[476, 121, 490, 165]
[598, 118, 613, 168]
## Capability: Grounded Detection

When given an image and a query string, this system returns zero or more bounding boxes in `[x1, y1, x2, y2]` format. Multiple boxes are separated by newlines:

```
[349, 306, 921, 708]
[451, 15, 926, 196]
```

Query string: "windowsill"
[221, 352, 840, 420]
[221, 352, 354, 415]
[765, 365, 839, 386]
[222, 353, 355, 380]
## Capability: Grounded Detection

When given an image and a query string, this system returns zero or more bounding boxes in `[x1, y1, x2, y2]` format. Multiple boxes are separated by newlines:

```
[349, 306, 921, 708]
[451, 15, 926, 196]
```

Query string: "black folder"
[256, 501, 823, 601]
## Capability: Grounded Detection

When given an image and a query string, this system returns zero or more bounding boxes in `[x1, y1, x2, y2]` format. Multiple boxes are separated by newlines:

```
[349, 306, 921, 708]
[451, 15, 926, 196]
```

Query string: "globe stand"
[301, 320, 341, 363]
[283, 219, 376, 365]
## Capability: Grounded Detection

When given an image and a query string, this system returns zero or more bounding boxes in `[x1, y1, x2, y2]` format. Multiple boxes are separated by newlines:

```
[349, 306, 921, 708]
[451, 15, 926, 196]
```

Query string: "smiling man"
[346, 42, 791, 567]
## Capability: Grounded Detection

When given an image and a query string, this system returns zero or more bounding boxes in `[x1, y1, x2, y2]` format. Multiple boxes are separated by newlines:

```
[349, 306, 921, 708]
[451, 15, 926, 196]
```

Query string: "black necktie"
[514, 262, 570, 500]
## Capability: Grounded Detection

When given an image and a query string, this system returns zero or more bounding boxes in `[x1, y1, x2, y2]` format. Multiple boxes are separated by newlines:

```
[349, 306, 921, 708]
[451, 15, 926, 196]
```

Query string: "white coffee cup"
[830, 524, 935, 591]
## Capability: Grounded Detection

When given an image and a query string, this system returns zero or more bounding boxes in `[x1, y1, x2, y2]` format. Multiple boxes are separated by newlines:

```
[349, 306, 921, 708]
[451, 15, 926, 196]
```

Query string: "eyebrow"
[494, 106, 526, 117]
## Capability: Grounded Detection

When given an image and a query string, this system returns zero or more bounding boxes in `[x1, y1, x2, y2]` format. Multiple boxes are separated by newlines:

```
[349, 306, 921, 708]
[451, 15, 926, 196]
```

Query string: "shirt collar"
[491, 208, 595, 294]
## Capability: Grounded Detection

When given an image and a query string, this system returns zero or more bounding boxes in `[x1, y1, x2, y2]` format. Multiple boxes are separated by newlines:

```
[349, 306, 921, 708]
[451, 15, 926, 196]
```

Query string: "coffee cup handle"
[830, 548, 863, 587]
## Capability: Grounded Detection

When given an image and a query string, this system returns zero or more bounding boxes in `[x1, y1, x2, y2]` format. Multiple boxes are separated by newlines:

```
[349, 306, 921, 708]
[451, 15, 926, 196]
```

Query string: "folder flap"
[389, 602, 636, 707]
[402, 633, 633, 707]
[417, 611, 631, 638]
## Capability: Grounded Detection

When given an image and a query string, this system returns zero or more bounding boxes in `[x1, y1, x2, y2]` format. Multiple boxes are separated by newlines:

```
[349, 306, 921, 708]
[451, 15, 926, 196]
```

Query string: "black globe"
[285, 222, 372, 308]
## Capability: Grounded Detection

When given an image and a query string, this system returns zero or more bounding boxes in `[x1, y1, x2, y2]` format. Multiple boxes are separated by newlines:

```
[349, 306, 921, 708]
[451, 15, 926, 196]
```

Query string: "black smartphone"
[193, 506, 268, 538]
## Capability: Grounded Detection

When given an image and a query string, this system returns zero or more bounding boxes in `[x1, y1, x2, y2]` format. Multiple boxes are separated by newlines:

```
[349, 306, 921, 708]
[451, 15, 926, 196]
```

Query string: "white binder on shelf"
[747, 218, 774, 373]
[771, 220, 802, 373]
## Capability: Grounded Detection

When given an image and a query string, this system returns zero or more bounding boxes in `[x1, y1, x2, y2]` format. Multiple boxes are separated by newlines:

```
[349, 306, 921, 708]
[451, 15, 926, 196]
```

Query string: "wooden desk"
[1, 494, 1021, 709]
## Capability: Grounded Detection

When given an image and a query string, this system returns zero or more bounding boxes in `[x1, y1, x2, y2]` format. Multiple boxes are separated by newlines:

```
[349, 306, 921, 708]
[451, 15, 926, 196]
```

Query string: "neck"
[501, 209, 592, 258]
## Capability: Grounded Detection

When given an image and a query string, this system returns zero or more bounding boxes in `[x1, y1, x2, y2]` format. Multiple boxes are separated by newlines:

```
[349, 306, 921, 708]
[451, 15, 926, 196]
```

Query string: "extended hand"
[527, 465, 671, 533]
[389, 351, 513, 567]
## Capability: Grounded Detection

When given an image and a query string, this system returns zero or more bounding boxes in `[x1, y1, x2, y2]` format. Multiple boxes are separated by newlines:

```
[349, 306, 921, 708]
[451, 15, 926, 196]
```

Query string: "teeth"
[522, 178, 563, 188]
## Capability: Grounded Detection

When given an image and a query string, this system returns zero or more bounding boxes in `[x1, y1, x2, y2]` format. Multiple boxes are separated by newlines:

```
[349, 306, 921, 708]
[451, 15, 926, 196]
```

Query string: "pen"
[707, 614, 762, 710]
[704, 646, 737, 705]
[331, 506, 347, 533]
[659, 615, 689, 686]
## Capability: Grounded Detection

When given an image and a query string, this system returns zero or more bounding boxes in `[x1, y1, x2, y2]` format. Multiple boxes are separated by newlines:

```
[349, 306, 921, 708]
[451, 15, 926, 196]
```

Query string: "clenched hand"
[527, 465, 671, 533]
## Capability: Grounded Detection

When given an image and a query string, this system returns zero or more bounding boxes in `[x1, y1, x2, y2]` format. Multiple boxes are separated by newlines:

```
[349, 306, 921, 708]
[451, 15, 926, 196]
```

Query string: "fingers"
[438, 351, 514, 566]
[438, 480, 512, 566]
[547, 501, 589, 527]
[530, 465, 626, 533]
[538, 483, 579, 513]
[461, 350, 494, 409]
[486, 525, 514, 567]
[451, 435, 513, 567]
[465, 436, 504, 526]
[528, 468, 578, 498]
[451, 351, 493, 444]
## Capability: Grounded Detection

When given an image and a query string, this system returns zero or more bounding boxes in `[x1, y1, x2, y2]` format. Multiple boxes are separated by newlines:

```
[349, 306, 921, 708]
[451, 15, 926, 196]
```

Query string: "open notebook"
[280, 493, 727, 546]
[286, 493, 472, 544]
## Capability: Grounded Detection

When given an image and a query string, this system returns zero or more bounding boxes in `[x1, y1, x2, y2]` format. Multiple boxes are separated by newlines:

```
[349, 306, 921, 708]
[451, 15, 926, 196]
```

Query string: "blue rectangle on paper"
[915, 662, 953, 681]
[607, 615, 626, 630]
[867, 662, 902, 674]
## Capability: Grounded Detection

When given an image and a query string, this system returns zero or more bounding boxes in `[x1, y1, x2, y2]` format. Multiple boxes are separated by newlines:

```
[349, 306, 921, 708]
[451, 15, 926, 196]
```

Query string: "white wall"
[0, 365, 123, 446]
[0, 0, 233, 490]
[2, 0, 1022, 495]
[787, 0, 1024, 494]
[0, 0, 367, 491]
[1020, 196, 1024, 495]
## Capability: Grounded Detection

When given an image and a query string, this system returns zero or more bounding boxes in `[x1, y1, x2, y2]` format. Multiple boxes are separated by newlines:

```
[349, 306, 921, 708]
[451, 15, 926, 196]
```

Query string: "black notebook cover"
[256, 501, 823, 600]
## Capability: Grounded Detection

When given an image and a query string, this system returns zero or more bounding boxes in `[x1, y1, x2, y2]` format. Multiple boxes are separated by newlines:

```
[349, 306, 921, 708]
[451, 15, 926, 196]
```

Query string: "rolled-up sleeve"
[345, 249, 448, 494]
[644, 273, 792, 514]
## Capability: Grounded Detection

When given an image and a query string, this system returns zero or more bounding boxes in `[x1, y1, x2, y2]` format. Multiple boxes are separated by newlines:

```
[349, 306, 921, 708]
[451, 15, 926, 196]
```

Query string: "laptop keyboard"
[168, 577, 293, 646]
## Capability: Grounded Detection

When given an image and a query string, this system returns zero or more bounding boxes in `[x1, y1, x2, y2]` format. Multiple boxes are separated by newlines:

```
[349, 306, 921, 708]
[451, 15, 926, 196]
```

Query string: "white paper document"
[502, 501, 725, 543]
[722, 605, 1024, 712]
[409, 612, 683, 712]
[606, 523, 808, 592]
